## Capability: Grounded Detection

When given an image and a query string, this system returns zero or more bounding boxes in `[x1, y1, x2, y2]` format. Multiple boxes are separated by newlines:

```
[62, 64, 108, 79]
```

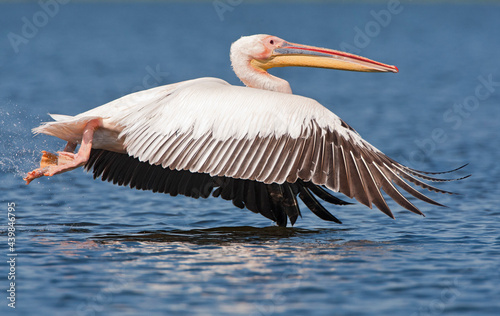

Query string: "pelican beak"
[252, 41, 398, 73]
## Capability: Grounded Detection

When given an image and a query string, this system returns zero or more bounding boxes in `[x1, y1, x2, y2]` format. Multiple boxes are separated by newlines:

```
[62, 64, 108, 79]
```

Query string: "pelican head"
[230, 34, 398, 94]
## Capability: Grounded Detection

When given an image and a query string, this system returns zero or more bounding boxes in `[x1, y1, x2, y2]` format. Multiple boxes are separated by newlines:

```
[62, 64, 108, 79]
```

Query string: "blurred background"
[1, 1, 499, 315]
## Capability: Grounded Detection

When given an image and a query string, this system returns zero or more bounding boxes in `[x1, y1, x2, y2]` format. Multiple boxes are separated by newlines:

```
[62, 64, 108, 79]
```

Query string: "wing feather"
[175, 132, 213, 170]
[270, 135, 298, 183]
[210, 137, 240, 176]
[338, 144, 353, 198]
[296, 124, 316, 181]
[260, 135, 289, 183]
[311, 126, 326, 184]
[238, 137, 273, 180]
[190, 137, 220, 172]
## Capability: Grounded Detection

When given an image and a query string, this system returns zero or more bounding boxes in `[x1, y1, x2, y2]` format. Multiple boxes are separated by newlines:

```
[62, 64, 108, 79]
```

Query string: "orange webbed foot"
[23, 150, 78, 184]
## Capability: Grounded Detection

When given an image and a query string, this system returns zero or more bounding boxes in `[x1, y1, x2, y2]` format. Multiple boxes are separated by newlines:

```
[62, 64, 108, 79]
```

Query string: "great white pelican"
[24, 34, 467, 226]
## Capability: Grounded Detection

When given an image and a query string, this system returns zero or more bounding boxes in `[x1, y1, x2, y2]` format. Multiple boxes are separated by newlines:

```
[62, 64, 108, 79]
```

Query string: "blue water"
[1, 2, 500, 315]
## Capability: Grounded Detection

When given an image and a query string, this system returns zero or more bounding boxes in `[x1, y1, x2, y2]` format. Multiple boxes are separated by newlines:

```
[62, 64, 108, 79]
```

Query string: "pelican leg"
[24, 119, 103, 184]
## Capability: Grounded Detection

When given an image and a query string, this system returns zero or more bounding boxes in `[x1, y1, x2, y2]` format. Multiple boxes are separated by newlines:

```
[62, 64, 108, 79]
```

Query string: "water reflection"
[92, 226, 348, 244]
[85, 226, 393, 315]
[88, 225, 392, 268]
[27, 225, 394, 316]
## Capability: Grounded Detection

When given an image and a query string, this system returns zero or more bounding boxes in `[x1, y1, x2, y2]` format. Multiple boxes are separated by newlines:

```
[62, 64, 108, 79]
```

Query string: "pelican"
[24, 34, 466, 226]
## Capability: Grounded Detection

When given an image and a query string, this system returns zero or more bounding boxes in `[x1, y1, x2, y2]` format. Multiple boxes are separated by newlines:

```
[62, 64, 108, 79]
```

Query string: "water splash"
[0, 101, 60, 178]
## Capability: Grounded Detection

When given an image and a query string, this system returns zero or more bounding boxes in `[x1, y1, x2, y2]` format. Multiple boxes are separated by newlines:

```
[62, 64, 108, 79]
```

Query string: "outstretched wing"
[110, 77, 463, 219]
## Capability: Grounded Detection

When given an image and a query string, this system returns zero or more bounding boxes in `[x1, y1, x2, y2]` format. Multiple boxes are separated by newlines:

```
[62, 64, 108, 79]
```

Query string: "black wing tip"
[456, 174, 472, 181]
[300, 181, 353, 205]
[323, 215, 342, 224]
[406, 163, 469, 175]
[405, 163, 471, 183]
[298, 187, 342, 224]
